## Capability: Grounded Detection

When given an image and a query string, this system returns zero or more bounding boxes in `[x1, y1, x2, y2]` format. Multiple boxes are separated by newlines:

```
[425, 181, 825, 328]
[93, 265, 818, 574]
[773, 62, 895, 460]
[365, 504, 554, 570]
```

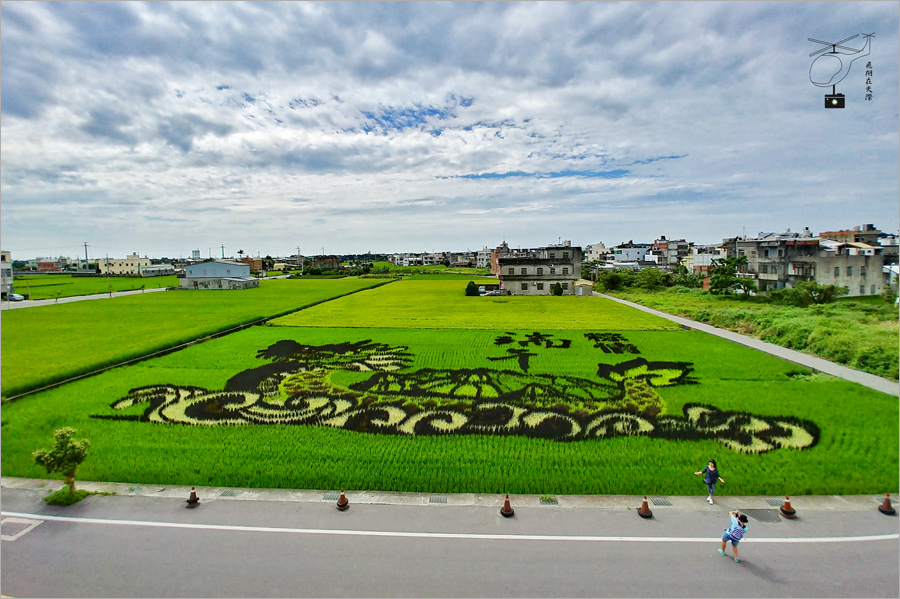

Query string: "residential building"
[1, 251, 13, 299]
[311, 255, 342, 269]
[689, 245, 727, 275]
[584, 242, 608, 262]
[612, 241, 650, 263]
[818, 224, 882, 246]
[476, 247, 493, 269]
[490, 242, 511, 275]
[241, 257, 264, 271]
[99, 253, 152, 276]
[497, 242, 582, 296]
[181, 260, 259, 290]
[734, 229, 886, 296]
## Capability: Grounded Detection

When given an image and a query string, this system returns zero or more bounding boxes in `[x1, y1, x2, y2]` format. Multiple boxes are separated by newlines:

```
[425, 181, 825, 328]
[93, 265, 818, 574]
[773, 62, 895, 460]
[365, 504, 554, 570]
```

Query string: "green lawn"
[0, 278, 387, 398]
[606, 288, 899, 379]
[12, 274, 180, 299]
[272, 279, 680, 330]
[1, 323, 895, 496]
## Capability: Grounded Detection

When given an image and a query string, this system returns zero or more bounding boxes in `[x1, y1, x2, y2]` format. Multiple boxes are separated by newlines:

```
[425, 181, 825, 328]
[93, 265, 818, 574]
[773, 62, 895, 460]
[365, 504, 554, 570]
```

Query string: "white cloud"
[1, 1, 897, 258]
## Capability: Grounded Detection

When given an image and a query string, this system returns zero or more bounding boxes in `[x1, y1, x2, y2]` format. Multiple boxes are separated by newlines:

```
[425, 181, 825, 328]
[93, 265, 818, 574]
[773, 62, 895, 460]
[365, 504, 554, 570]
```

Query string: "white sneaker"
[708, 497, 714, 504]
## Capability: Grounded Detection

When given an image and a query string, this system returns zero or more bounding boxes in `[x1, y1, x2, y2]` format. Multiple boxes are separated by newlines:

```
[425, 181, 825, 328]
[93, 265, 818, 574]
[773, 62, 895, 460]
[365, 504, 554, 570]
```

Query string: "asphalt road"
[2, 483, 897, 598]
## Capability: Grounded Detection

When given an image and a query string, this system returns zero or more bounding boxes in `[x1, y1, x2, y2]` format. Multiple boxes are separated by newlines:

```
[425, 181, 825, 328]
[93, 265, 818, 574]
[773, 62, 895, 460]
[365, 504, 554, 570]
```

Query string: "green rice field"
[1, 277, 896, 496]
[0, 277, 387, 397]
[12, 274, 180, 299]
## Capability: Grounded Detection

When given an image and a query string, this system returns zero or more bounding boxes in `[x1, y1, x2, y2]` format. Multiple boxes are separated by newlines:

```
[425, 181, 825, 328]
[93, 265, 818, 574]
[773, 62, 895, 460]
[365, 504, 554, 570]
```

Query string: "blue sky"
[1, 1, 897, 259]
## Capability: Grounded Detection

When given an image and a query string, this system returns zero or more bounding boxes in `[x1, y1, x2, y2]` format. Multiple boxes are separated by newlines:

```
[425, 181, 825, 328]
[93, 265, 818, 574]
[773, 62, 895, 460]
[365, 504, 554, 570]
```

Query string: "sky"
[1, 1, 898, 260]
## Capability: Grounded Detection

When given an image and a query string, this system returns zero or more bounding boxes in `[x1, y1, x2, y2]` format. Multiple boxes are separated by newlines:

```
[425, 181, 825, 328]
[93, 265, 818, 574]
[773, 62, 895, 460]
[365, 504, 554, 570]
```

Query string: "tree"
[552, 282, 564, 296]
[237, 249, 245, 261]
[708, 256, 757, 296]
[465, 281, 479, 296]
[33, 427, 90, 495]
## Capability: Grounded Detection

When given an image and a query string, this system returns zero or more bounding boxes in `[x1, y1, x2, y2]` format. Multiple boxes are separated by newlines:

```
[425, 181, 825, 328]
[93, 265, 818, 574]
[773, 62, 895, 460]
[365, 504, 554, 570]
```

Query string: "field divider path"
[1, 279, 397, 402]
[596, 292, 899, 396]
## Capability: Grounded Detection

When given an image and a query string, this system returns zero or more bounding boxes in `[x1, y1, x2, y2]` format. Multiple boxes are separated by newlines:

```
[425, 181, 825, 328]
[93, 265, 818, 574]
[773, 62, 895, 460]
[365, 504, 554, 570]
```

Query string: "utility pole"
[297, 246, 302, 274]
[220, 244, 225, 259]
[105, 254, 112, 297]
[83, 242, 89, 271]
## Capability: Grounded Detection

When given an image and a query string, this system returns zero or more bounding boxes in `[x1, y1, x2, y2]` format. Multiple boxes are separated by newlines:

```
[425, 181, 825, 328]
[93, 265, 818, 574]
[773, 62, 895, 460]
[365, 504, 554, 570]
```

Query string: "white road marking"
[1, 517, 43, 541]
[2, 511, 897, 544]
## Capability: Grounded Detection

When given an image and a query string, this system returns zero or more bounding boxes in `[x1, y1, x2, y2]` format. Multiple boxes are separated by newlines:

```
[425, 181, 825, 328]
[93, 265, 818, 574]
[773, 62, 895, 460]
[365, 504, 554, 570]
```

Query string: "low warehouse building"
[181, 260, 259, 290]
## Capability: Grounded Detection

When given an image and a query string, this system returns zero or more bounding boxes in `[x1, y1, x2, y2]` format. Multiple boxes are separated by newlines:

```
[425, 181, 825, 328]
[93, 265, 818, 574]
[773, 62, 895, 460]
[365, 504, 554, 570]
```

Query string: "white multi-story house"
[1, 251, 14, 299]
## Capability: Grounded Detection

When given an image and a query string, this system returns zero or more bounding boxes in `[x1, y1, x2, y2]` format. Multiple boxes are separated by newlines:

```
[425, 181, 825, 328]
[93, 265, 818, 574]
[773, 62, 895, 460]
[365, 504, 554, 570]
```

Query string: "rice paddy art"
[95, 332, 819, 454]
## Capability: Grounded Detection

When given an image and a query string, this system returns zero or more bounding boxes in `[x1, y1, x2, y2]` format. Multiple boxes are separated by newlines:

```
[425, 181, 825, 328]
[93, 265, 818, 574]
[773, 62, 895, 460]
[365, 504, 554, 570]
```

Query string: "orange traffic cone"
[500, 494, 515, 518]
[186, 486, 200, 508]
[779, 496, 796, 519]
[336, 489, 349, 511]
[878, 493, 896, 516]
[638, 495, 653, 519]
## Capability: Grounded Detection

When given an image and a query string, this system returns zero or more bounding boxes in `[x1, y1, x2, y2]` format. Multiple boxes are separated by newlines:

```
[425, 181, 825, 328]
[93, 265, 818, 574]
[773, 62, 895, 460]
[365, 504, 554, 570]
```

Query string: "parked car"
[8, 293, 25, 301]
[483, 290, 505, 296]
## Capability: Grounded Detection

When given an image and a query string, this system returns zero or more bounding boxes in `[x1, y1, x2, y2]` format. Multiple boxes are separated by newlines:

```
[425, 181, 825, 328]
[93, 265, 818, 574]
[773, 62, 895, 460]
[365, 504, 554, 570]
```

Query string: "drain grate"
[765, 498, 786, 507]
[220, 489, 242, 497]
[429, 495, 447, 504]
[540, 497, 559, 506]
[322, 491, 340, 501]
[126, 486, 142, 495]
[650, 497, 672, 506]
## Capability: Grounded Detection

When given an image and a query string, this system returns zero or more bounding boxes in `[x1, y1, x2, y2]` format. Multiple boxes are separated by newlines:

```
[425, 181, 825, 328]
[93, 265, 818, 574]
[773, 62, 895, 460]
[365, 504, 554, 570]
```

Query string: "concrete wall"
[815, 254, 885, 296]
[180, 277, 259, 290]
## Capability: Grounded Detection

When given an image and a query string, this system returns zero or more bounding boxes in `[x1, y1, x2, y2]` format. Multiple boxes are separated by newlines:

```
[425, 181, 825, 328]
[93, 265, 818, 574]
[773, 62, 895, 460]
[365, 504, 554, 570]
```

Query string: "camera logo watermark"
[808, 33, 873, 108]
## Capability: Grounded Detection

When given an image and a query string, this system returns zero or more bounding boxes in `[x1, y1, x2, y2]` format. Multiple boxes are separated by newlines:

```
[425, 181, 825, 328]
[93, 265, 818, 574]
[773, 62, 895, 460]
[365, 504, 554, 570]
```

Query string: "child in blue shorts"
[719, 510, 748, 563]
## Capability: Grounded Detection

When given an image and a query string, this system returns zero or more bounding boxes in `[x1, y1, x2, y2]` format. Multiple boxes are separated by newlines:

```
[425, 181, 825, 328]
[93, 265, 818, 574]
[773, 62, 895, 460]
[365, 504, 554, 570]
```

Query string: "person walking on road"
[694, 459, 724, 504]
[719, 510, 748, 563]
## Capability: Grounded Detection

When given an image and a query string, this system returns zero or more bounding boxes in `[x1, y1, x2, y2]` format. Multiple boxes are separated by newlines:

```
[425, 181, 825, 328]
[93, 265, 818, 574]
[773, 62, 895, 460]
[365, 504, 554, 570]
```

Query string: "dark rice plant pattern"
[94, 334, 819, 453]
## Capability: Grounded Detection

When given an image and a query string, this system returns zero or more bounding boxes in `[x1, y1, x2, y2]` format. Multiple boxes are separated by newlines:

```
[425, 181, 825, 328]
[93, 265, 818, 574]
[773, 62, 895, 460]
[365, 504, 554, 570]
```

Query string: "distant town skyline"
[2, 2, 898, 259]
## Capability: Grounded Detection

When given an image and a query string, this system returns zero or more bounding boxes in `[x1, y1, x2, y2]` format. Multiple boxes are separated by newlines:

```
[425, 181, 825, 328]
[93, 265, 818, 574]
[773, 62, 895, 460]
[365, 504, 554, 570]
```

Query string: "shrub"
[465, 281, 479, 297]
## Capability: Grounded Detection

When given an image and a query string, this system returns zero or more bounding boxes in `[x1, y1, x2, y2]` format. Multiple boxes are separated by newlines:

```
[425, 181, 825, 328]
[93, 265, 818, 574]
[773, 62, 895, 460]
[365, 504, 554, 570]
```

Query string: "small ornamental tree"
[465, 281, 479, 296]
[552, 282, 564, 296]
[33, 427, 90, 495]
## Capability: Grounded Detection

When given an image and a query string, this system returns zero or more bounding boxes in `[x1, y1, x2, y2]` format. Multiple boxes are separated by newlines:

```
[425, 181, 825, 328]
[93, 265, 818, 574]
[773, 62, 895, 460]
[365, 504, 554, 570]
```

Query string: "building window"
[562, 283, 568, 289]
[537, 267, 543, 275]
[562, 252, 569, 259]
[860, 285, 865, 295]
[871, 285, 876, 295]
[860, 266, 867, 277]
[508, 268, 514, 275]
[834, 267, 840, 277]
[520, 267, 527, 275]
[521, 283, 528, 291]
[549, 268, 556, 275]
[549, 253, 555, 259]
[562, 267, 569, 275]
[761, 265, 768, 274]
[847, 266, 853, 277]
[778, 249, 784, 257]
[764, 249, 770, 257]
[536, 283, 544, 291]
